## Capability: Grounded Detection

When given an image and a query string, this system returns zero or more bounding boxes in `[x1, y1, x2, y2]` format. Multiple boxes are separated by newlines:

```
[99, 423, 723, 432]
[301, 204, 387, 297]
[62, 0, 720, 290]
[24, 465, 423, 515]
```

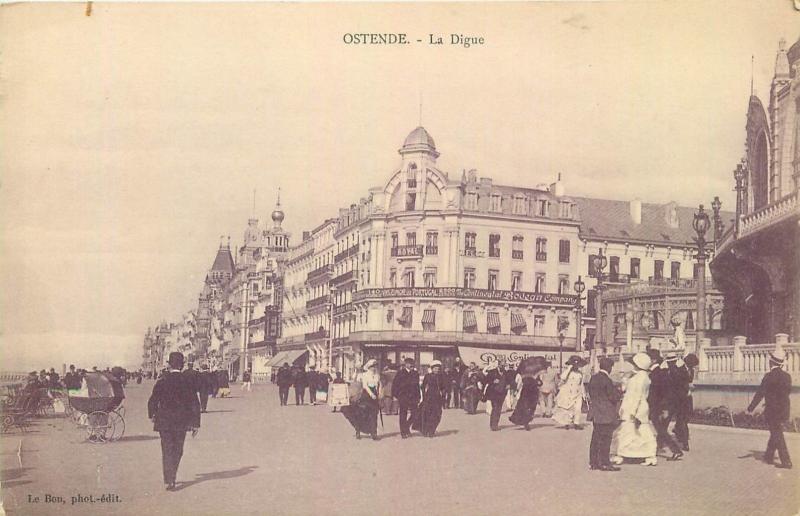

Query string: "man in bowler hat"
[587, 357, 621, 471]
[747, 348, 792, 469]
[393, 358, 421, 438]
[148, 352, 201, 490]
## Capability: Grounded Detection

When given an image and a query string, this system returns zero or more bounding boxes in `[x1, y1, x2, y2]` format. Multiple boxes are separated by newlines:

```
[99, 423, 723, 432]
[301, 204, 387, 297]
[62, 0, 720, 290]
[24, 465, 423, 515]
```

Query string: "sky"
[1, 1, 797, 371]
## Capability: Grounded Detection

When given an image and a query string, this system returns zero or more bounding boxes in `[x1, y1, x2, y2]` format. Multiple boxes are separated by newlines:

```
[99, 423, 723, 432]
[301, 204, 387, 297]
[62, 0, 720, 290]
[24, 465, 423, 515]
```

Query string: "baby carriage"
[68, 372, 125, 443]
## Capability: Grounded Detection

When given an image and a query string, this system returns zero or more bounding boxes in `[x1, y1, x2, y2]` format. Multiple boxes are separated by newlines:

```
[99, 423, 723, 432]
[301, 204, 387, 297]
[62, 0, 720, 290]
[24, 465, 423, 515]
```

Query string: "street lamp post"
[591, 251, 608, 373]
[573, 274, 586, 357]
[328, 285, 338, 373]
[558, 332, 565, 374]
[692, 204, 711, 350]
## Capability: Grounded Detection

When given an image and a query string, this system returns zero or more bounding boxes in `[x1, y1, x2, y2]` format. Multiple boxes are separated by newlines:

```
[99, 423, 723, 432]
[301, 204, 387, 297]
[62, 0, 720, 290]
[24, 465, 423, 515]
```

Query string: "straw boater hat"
[665, 352, 679, 363]
[430, 360, 442, 367]
[363, 359, 377, 370]
[769, 347, 786, 366]
[484, 362, 498, 372]
[631, 352, 652, 371]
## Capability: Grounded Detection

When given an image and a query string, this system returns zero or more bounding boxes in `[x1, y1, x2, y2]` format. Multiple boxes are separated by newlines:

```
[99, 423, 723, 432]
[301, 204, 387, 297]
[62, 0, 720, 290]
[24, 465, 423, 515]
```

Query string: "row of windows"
[387, 307, 570, 336]
[388, 267, 574, 294]
[588, 256, 696, 280]
[462, 192, 574, 219]
[389, 231, 572, 262]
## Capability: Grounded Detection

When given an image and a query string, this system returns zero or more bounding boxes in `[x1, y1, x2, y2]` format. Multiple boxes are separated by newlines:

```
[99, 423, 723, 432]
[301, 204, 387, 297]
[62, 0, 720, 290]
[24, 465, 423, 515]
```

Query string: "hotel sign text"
[352, 287, 577, 305]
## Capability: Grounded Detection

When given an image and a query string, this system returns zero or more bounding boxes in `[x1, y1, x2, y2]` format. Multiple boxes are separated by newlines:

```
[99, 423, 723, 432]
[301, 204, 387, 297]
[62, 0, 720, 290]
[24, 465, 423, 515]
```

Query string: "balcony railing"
[390, 245, 423, 258]
[305, 329, 329, 341]
[463, 247, 477, 257]
[334, 245, 359, 263]
[488, 248, 500, 258]
[512, 250, 524, 259]
[425, 246, 438, 255]
[353, 287, 578, 306]
[333, 302, 354, 316]
[535, 252, 547, 261]
[739, 191, 798, 238]
[306, 295, 330, 310]
[307, 264, 333, 283]
[331, 270, 355, 285]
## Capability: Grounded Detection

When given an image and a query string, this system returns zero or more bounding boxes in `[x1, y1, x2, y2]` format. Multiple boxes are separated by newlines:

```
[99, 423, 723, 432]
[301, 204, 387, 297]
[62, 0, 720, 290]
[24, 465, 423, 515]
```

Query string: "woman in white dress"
[611, 352, 658, 466]
[552, 356, 587, 429]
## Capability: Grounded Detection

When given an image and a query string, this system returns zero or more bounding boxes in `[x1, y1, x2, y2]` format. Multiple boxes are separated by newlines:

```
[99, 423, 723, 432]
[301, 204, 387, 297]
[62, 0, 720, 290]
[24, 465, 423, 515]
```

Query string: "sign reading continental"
[457, 346, 561, 368]
[352, 287, 577, 305]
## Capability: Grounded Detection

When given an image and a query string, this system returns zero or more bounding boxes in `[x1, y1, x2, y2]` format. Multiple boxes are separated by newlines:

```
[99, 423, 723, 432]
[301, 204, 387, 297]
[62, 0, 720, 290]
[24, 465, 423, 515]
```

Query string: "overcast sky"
[1, 1, 797, 370]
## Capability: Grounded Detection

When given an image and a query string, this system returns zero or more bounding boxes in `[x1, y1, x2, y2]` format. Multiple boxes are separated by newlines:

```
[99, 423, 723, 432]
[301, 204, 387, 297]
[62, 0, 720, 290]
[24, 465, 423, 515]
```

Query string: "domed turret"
[271, 190, 285, 228]
[399, 126, 439, 158]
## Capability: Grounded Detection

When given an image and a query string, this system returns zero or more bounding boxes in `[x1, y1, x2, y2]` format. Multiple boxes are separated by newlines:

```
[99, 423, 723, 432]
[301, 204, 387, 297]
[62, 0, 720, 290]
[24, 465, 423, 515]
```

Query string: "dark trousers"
[590, 423, 616, 467]
[294, 386, 305, 405]
[159, 430, 187, 484]
[308, 387, 317, 404]
[673, 410, 690, 447]
[398, 400, 418, 436]
[652, 410, 682, 454]
[199, 391, 209, 412]
[766, 420, 791, 465]
[452, 386, 462, 409]
[278, 386, 290, 406]
[489, 398, 504, 430]
[443, 389, 452, 409]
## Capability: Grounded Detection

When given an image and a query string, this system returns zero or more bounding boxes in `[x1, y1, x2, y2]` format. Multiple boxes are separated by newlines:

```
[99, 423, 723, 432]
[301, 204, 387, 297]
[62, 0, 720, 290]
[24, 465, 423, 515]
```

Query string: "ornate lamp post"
[711, 196, 723, 247]
[573, 275, 586, 359]
[692, 205, 711, 349]
[733, 161, 747, 237]
[592, 250, 608, 350]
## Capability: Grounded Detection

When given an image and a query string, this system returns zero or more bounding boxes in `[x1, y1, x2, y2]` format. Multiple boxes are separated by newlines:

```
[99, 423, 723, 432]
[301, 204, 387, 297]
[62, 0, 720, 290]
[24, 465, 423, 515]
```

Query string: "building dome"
[271, 207, 285, 225]
[399, 126, 439, 158]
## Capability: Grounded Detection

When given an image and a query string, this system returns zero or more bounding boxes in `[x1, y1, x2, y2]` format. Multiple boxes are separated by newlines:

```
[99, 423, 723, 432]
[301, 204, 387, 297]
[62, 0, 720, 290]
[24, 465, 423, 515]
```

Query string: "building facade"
[710, 36, 800, 345]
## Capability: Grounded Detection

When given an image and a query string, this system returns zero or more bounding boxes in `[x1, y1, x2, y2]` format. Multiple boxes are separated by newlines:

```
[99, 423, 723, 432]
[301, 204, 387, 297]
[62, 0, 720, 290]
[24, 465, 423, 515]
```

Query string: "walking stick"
[379, 405, 384, 430]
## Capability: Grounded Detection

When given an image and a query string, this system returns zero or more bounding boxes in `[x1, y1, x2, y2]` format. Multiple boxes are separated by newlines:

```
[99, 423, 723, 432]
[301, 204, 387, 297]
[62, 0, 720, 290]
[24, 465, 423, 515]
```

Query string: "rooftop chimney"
[630, 199, 642, 224]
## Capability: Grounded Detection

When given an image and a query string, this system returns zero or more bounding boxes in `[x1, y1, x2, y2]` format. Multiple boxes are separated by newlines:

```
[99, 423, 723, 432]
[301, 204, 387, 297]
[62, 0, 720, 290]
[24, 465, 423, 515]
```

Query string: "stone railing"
[739, 191, 798, 238]
[696, 334, 800, 386]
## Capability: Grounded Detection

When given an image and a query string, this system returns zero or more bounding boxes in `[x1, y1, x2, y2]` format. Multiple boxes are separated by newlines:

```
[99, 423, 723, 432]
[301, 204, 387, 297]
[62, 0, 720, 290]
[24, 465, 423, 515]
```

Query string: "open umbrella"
[517, 356, 549, 378]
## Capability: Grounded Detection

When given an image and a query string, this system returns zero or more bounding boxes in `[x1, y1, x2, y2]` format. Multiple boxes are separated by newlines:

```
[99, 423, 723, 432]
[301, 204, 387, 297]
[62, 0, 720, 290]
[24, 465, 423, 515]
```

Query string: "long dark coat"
[748, 367, 792, 424]
[509, 376, 541, 426]
[148, 371, 201, 432]
[413, 373, 446, 435]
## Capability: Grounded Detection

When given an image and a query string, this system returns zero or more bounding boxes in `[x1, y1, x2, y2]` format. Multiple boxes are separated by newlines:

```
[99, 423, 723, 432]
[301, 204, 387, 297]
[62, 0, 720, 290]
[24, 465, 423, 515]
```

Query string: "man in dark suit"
[393, 358, 421, 438]
[182, 362, 202, 404]
[293, 365, 307, 405]
[148, 352, 201, 491]
[306, 366, 318, 405]
[747, 348, 792, 469]
[198, 364, 214, 413]
[276, 363, 292, 406]
[588, 357, 621, 471]
[648, 350, 683, 461]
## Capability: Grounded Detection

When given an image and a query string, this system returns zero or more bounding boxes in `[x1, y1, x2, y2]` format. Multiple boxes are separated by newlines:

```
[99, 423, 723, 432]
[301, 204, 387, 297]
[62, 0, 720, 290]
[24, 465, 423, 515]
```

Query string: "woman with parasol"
[552, 355, 587, 429]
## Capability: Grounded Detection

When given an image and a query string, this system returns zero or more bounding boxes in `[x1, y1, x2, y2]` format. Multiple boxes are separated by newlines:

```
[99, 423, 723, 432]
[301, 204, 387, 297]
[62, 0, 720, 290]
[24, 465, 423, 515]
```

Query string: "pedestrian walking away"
[147, 352, 201, 491]
[198, 364, 213, 412]
[482, 362, 507, 431]
[611, 352, 658, 467]
[293, 365, 308, 405]
[216, 369, 230, 398]
[538, 366, 558, 418]
[306, 366, 318, 404]
[647, 350, 683, 461]
[461, 363, 481, 415]
[276, 363, 292, 406]
[588, 357, 621, 471]
[747, 347, 792, 469]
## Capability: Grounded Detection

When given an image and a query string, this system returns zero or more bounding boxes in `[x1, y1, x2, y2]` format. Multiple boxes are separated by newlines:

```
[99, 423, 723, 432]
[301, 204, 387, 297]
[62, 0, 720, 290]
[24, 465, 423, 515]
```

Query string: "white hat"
[430, 360, 442, 367]
[632, 353, 652, 371]
[665, 352, 679, 362]
[363, 359, 377, 370]
[769, 347, 786, 365]
[483, 362, 498, 372]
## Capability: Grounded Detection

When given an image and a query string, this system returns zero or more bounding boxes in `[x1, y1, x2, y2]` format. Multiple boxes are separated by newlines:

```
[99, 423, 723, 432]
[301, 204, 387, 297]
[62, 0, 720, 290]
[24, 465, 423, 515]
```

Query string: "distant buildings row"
[143, 36, 799, 382]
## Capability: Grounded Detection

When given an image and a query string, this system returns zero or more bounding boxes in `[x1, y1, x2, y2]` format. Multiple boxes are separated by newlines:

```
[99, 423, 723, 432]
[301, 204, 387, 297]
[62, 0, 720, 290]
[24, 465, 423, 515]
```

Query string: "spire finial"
[276, 186, 281, 207]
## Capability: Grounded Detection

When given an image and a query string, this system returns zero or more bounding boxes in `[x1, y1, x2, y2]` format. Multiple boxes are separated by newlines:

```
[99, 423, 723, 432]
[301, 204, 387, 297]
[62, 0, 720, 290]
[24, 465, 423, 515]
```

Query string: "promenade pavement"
[1, 381, 798, 516]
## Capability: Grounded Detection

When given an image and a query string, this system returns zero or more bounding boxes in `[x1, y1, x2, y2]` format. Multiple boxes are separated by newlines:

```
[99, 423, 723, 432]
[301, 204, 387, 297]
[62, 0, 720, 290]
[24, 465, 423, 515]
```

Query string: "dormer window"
[490, 194, 502, 212]
[537, 199, 549, 217]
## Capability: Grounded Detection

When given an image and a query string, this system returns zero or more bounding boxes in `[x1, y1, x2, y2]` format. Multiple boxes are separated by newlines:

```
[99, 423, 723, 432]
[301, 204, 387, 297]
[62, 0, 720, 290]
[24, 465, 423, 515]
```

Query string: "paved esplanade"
[2, 382, 798, 516]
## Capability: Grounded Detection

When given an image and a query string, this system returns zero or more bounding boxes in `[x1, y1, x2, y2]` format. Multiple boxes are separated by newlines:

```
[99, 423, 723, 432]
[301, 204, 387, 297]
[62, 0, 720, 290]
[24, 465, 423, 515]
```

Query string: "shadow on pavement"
[433, 429, 459, 438]
[173, 466, 258, 491]
[117, 435, 159, 442]
[737, 450, 766, 462]
[203, 410, 235, 413]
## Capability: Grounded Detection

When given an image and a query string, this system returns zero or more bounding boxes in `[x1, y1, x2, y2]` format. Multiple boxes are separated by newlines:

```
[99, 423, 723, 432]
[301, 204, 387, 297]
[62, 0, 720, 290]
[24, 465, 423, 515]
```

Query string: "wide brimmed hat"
[430, 360, 442, 367]
[646, 349, 662, 363]
[769, 347, 786, 365]
[565, 355, 587, 367]
[632, 352, 652, 371]
[665, 352, 679, 362]
[684, 353, 700, 368]
[363, 359, 378, 370]
[484, 362, 498, 372]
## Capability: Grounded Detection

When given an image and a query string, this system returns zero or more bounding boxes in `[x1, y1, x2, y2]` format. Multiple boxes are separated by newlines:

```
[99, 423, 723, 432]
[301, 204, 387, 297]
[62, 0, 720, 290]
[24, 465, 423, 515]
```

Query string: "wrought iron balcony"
[331, 270, 355, 285]
[307, 264, 333, 283]
[425, 246, 438, 255]
[535, 252, 547, 261]
[512, 250, 524, 259]
[463, 247, 477, 257]
[334, 245, 359, 263]
[390, 245, 423, 258]
[305, 329, 329, 341]
[306, 295, 330, 310]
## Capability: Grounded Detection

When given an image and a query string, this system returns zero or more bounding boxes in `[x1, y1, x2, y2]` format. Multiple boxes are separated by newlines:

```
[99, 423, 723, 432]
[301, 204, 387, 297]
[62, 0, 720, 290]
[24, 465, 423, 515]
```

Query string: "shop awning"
[422, 309, 436, 325]
[487, 311, 501, 330]
[511, 312, 527, 331]
[398, 306, 413, 326]
[265, 351, 287, 368]
[463, 310, 477, 330]
[282, 349, 308, 366]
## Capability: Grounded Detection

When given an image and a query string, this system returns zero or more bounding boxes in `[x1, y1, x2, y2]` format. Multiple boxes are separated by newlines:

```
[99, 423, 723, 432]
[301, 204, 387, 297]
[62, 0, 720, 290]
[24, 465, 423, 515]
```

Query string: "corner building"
[280, 127, 582, 377]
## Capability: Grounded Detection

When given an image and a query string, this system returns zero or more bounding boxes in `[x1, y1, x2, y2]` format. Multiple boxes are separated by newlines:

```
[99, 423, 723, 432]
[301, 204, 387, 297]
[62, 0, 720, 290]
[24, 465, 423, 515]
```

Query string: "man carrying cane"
[747, 347, 792, 469]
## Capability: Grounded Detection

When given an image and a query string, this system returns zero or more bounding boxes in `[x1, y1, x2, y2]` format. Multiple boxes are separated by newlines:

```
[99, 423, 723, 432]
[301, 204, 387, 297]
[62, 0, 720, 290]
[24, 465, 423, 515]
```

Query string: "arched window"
[751, 131, 769, 209]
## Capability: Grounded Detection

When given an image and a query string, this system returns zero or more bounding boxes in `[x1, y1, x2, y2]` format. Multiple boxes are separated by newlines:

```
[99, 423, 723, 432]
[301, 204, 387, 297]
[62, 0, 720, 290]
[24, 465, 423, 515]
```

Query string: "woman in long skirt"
[509, 373, 541, 431]
[413, 361, 447, 437]
[461, 364, 481, 415]
[341, 359, 381, 440]
[552, 356, 587, 429]
[611, 353, 658, 466]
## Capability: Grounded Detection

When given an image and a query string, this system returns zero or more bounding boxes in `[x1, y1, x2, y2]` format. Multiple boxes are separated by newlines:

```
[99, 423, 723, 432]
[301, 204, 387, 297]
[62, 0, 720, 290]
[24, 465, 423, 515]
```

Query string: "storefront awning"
[282, 349, 308, 366]
[487, 311, 501, 330]
[463, 310, 477, 330]
[511, 312, 527, 331]
[422, 309, 436, 325]
[265, 351, 287, 368]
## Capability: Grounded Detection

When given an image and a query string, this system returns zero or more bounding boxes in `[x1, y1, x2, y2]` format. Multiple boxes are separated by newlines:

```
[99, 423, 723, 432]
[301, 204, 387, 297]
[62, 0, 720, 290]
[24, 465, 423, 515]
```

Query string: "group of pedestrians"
[274, 363, 332, 406]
